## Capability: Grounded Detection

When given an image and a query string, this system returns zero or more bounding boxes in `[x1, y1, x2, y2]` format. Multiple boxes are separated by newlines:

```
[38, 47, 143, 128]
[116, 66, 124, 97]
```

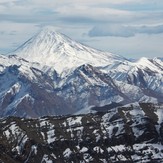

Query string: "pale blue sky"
[0, 0, 163, 59]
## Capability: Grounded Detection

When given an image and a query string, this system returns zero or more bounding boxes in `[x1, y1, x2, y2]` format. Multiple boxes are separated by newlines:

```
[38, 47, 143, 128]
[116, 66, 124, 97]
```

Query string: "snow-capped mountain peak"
[12, 26, 124, 75]
[0, 26, 162, 118]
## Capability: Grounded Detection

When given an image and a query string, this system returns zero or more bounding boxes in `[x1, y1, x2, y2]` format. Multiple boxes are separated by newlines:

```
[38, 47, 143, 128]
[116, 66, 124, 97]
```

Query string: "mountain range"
[0, 26, 162, 118]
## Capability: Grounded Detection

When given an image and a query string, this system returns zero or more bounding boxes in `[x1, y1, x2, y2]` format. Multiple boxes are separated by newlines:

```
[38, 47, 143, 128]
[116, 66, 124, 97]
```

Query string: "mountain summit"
[13, 26, 124, 74]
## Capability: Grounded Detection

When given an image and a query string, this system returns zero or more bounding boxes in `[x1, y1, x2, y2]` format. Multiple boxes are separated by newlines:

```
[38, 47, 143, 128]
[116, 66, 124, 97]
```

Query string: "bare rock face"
[0, 62, 73, 117]
[0, 103, 163, 162]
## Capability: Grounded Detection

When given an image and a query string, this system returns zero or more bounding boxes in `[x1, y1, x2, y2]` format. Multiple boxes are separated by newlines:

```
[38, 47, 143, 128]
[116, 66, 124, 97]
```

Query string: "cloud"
[0, 22, 39, 53]
[0, 0, 162, 26]
[88, 24, 163, 37]
[0, 0, 163, 58]
[85, 33, 163, 59]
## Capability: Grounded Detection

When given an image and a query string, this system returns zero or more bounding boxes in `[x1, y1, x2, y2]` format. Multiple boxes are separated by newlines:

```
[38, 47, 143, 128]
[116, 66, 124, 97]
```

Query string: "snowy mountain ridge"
[0, 26, 162, 117]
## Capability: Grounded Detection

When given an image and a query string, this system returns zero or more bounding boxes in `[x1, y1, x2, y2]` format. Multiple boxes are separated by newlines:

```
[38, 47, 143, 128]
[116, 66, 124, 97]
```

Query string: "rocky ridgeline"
[0, 103, 163, 163]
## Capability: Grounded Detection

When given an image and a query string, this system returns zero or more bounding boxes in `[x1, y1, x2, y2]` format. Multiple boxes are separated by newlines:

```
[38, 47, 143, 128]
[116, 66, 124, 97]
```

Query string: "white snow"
[67, 116, 82, 126]
[135, 57, 162, 73]
[111, 145, 126, 152]
[154, 105, 163, 134]
[31, 145, 37, 155]
[41, 154, 53, 163]
[80, 147, 88, 153]
[39, 119, 56, 143]
[3, 122, 29, 155]
[3, 130, 10, 139]
[47, 129, 55, 144]
[132, 143, 163, 161]
[155, 106, 163, 124]
[40, 120, 48, 127]
[41, 132, 45, 140]
[93, 146, 104, 153]
[63, 148, 72, 158]
[6, 83, 21, 95]
[132, 127, 144, 138]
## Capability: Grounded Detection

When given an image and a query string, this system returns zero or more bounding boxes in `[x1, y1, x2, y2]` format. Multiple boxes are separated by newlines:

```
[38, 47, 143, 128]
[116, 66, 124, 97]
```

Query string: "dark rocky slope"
[0, 103, 163, 162]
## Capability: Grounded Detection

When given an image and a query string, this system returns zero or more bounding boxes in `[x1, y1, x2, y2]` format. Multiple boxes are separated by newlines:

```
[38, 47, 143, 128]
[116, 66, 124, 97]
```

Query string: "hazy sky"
[0, 0, 163, 59]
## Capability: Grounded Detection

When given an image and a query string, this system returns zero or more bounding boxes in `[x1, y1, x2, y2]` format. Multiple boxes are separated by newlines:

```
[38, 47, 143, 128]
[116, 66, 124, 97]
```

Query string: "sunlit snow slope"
[13, 26, 124, 75]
